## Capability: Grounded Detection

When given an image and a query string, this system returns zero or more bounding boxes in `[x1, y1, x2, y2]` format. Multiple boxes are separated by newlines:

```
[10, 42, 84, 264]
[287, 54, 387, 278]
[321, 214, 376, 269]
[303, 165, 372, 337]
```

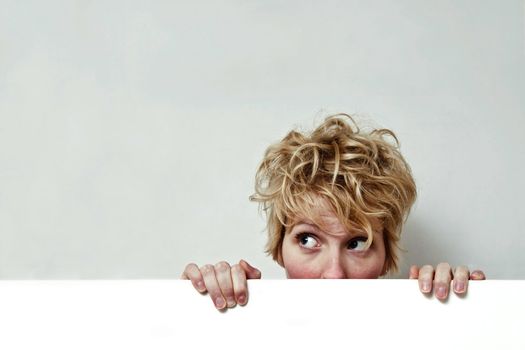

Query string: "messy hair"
[249, 113, 417, 274]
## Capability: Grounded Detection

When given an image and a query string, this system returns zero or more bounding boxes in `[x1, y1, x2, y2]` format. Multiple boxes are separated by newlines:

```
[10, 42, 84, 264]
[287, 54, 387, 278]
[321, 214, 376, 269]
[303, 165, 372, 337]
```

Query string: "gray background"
[1, 0, 524, 279]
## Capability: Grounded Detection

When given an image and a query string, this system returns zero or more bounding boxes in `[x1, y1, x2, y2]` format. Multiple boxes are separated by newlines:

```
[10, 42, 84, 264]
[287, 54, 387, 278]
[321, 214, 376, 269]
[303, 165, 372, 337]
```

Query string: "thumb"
[408, 265, 419, 279]
[239, 259, 262, 279]
[470, 270, 486, 280]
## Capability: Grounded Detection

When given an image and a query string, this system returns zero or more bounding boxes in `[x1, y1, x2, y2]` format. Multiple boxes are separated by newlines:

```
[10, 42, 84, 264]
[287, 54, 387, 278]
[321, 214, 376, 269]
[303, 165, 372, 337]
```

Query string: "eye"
[296, 233, 319, 249]
[347, 237, 368, 251]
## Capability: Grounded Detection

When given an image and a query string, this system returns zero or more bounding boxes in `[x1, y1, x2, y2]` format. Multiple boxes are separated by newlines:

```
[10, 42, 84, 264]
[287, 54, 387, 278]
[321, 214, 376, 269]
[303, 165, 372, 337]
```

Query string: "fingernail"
[421, 281, 431, 293]
[196, 281, 204, 291]
[436, 286, 447, 299]
[226, 297, 236, 307]
[454, 281, 465, 293]
[237, 294, 246, 305]
[215, 297, 225, 309]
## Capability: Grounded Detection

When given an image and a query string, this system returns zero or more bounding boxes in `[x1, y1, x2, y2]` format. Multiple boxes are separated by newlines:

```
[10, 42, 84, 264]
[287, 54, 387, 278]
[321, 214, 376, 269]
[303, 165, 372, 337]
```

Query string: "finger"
[239, 259, 262, 279]
[231, 264, 249, 306]
[452, 265, 469, 294]
[418, 265, 434, 294]
[470, 270, 486, 280]
[409, 265, 419, 279]
[200, 264, 226, 310]
[181, 263, 206, 293]
[434, 262, 453, 300]
[214, 261, 236, 308]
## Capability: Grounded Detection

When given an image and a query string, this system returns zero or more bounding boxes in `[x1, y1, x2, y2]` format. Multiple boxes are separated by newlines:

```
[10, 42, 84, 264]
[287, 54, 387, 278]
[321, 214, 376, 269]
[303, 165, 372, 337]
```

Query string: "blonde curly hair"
[249, 113, 417, 274]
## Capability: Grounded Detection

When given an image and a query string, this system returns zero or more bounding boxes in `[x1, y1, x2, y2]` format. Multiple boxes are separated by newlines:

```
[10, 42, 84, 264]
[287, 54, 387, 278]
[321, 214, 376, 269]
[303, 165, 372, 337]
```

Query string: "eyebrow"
[294, 221, 320, 229]
[293, 220, 377, 236]
[293, 221, 336, 235]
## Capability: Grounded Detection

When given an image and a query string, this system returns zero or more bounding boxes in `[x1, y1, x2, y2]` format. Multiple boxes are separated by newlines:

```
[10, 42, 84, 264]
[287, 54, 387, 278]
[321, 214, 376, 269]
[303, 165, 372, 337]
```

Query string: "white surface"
[0, 1, 524, 279]
[0, 280, 522, 349]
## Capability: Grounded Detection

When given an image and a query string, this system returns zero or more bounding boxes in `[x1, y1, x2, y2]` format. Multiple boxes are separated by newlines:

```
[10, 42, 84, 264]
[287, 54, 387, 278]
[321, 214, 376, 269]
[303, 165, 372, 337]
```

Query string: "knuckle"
[437, 262, 451, 269]
[421, 264, 433, 272]
[214, 261, 230, 272]
[184, 263, 198, 272]
[231, 264, 242, 274]
[201, 264, 214, 275]
[182, 263, 199, 280]
[419, 266, 433, 278]
[454, 265, 469, 276]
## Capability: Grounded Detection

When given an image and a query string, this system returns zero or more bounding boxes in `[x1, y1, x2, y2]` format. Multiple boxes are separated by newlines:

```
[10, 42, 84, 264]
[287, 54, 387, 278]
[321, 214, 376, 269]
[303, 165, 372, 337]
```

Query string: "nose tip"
[321, 259, 347, 279]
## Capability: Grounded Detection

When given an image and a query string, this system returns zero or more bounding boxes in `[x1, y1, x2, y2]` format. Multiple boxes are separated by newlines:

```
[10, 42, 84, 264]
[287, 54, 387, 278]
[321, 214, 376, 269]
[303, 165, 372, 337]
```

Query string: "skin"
[181, 204, 486, 310]
[181, 260, 261, 309]
[281, 212, 386, 279]
[409, 264, 486, 299]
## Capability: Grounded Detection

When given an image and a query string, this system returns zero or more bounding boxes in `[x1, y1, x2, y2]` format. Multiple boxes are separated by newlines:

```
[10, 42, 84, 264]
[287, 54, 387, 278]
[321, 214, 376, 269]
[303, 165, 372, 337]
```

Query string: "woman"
[182, 113, 485, 310]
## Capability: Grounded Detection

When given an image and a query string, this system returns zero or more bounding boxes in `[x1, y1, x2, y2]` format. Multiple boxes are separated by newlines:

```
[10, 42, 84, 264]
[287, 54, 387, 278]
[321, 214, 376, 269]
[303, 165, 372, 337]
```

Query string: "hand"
[181, 259, 262, 310]
[409, 263, 486, 300]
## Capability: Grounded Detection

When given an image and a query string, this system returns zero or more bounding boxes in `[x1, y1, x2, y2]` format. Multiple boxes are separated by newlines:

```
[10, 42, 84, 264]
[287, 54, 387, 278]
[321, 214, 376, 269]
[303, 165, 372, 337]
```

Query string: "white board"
[0, 280, 522, 349]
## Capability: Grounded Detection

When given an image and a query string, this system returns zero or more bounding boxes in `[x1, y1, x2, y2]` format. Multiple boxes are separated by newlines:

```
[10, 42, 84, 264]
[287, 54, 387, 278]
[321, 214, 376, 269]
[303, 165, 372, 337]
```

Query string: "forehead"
[288, 197, 382, 233]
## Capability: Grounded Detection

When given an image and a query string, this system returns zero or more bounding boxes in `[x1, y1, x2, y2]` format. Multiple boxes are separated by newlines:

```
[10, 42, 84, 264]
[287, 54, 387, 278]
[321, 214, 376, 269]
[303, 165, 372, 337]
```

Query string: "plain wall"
[0, 0, 524, 279]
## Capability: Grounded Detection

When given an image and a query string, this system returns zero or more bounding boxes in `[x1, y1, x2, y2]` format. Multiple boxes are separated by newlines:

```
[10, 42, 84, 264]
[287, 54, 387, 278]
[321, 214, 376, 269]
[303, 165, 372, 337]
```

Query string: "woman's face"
[281, 203, 386, 279]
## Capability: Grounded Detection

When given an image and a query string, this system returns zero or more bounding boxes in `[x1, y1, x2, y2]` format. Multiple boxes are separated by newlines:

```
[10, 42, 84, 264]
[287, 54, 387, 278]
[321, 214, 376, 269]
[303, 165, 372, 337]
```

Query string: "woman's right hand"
[181, 259, 262, 310]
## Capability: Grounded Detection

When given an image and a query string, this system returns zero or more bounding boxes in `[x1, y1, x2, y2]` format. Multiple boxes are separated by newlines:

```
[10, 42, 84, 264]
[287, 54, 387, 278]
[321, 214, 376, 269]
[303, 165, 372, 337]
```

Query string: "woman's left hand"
[409, 263, 486, 300]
